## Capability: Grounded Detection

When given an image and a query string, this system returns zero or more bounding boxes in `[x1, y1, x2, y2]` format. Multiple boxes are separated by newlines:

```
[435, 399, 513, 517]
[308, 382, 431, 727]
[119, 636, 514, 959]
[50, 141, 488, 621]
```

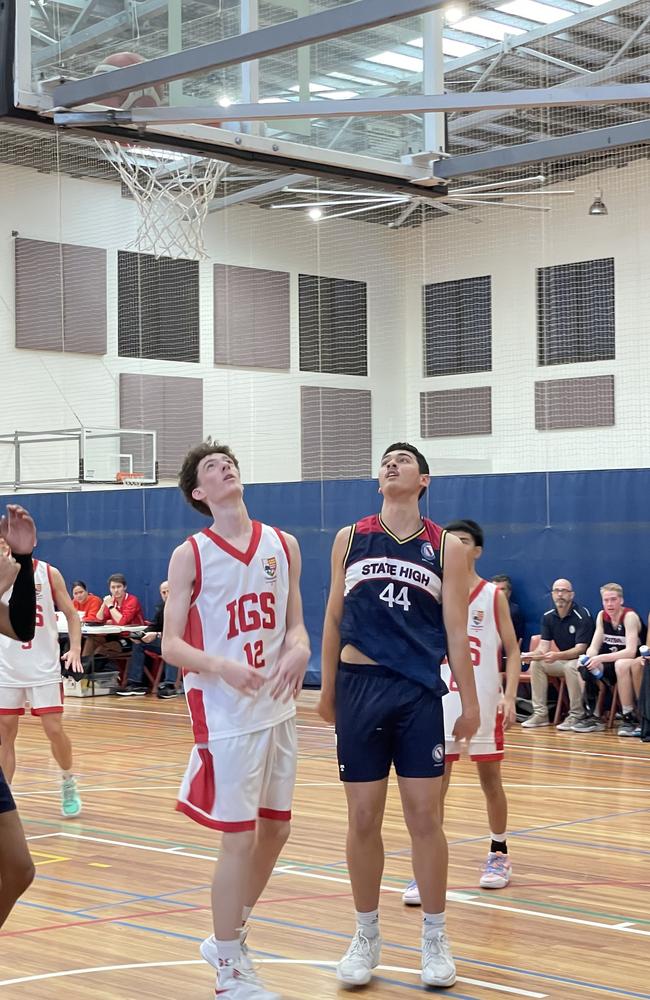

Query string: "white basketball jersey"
[441, 579, 502, 739]
[0, 560, 61, 687]
[183, 521, 295, 742]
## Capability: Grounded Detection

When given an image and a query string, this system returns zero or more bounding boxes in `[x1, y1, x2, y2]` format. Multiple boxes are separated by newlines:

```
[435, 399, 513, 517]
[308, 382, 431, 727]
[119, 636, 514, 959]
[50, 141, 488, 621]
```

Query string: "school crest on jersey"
[472, 609, 484, 627]
[420, 541, 436, 564]
[35, 582, 42, 594]
[261, 556, 277, 580]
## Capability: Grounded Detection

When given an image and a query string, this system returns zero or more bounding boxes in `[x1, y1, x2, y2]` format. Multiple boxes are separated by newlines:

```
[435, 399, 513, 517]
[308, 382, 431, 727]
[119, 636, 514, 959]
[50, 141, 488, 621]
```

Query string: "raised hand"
[0, 505, 36, 555]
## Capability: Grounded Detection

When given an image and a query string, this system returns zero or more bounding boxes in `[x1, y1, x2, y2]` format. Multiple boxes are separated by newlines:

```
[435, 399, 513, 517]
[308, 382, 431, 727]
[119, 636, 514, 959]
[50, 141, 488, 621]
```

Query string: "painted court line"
[37, 832, 650, 938]
[0, 957, 547, 996]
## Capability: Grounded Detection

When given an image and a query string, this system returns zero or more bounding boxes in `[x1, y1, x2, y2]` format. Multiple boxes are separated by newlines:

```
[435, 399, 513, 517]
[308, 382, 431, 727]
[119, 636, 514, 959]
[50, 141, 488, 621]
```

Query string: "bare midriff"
[341, 644, 378, 665]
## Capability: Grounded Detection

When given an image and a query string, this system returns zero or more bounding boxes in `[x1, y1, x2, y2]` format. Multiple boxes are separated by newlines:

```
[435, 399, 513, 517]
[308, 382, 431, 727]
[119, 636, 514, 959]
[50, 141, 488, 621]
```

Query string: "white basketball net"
[97, 140, 227, 259]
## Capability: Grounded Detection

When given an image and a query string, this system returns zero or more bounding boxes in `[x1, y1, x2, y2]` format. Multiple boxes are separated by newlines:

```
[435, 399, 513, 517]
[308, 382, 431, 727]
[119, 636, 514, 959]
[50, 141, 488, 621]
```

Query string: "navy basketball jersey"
[339, 514, 447, 693]
[601, 608, 645, 655]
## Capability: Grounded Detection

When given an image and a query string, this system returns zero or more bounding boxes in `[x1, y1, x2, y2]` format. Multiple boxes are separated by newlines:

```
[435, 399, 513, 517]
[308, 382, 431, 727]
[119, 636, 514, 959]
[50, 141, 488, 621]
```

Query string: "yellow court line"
[29, 851, 69, 867]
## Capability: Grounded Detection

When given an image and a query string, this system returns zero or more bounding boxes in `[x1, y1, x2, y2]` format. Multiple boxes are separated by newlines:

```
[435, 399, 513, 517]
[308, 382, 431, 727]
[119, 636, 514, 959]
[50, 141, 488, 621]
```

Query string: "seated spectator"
[574, 583, 644, 736]
[72, 581, 102, 622]
[95, 574, 144, 627]
[116, 580, 179, 698]
[83, 573, 144, 667]
[521, 578, 593, 731]
[492, 574, 525, 645]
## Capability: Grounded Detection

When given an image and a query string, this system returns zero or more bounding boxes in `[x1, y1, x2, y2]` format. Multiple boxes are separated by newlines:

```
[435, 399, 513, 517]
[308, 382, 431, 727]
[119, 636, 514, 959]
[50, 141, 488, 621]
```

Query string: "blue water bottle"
[579, 654, 602, 679]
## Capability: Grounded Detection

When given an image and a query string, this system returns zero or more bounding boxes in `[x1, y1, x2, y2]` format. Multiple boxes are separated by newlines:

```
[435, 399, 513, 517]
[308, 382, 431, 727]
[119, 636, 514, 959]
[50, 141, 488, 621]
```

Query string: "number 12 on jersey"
[243, 640, 265, 669]
[379, 583, 411, 612]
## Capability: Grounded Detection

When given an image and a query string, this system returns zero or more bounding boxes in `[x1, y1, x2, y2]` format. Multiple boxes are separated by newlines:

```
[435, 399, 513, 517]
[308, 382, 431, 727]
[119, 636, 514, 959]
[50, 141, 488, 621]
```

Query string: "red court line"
[0, 903, 208, 938]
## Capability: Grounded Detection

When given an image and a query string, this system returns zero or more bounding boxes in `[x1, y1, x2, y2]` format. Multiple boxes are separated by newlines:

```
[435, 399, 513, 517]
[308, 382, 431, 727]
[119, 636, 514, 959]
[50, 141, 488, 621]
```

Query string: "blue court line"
[11, 897, 649, 999]
[105, 924, 481, 999]
[36, 874, 150, 899]
[512, 833, 650, 856]
[312, 804, 650, 870]
[108, 914, 650, 1000]
[78, 884, 211, 913]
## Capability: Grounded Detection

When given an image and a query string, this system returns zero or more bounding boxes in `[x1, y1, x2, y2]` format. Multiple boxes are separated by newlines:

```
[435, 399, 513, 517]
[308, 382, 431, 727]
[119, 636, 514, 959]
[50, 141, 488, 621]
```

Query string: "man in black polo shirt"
[521, 578, 593, 730]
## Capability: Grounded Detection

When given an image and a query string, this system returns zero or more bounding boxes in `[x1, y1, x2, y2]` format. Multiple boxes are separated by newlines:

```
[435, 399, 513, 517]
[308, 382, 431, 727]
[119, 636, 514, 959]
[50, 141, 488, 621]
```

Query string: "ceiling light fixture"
[589, 190, 608, 216]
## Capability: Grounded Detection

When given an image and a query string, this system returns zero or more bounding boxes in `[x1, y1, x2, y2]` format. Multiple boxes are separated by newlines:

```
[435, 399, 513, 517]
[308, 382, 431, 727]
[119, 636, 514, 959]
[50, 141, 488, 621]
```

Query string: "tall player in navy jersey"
[318, 443, 480, 989]
[163, 441, 310, 1000]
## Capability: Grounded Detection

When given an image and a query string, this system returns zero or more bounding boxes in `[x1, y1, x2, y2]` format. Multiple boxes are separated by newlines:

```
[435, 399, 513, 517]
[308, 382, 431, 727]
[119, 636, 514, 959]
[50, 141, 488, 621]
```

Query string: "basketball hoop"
[96, 140, 227, 259]
[116, 471, 145, 487]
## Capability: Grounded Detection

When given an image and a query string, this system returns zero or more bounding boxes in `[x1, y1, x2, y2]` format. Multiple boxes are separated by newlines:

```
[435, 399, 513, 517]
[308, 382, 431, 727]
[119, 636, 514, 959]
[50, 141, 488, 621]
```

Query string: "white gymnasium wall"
[0, 157, 405, 486]
[403, 158, 650, 475]
[1, 150, 648, 486]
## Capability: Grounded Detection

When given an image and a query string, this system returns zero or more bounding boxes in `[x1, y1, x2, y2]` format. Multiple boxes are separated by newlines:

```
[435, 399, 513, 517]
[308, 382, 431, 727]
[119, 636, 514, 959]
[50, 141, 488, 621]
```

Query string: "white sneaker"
[556, 715, 580, 731]
[336, 929, 382, 986]
[479, 852, 512, 889]
[402, 880, 421, 906]
[421, 929, 456, 988]
[200, 938, 277, 999]
[521, 714, 550, 729]
[211, 968, 280, 999]
[201, 929, 254, 974]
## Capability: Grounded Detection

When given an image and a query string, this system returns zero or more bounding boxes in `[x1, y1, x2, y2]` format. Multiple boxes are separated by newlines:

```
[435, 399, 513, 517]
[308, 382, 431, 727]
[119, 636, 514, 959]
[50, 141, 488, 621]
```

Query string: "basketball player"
[317, 443, 480, 990]
[0, 544, 83, 819]
[0, 504, 38, 928]
[403, 519, 520, 906]
[163, 440, 310, 1000]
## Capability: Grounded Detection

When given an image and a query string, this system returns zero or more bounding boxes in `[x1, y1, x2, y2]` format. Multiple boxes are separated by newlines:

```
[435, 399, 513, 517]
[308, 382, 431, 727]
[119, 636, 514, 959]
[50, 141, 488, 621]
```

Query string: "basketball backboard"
[9, 0, 451, 195]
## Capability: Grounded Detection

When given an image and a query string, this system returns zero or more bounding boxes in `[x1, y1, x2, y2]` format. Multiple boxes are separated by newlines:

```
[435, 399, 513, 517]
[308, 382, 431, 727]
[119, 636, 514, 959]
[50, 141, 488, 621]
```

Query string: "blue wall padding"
[4, 468, 649, 685]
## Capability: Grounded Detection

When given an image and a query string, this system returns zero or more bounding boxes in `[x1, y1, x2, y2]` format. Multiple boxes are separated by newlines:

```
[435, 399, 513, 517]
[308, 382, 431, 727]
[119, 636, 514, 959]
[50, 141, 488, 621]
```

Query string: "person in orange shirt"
[71, 581, 102, 622]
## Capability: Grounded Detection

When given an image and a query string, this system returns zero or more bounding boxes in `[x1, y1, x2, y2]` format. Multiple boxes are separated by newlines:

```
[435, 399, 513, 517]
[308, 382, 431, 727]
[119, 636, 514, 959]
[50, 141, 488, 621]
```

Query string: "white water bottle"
[640, 645, 650, 660]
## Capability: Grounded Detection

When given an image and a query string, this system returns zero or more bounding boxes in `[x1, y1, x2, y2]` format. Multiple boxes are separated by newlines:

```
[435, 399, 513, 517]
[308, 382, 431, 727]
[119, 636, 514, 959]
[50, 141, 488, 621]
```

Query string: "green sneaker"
[61, 777, 82, 818]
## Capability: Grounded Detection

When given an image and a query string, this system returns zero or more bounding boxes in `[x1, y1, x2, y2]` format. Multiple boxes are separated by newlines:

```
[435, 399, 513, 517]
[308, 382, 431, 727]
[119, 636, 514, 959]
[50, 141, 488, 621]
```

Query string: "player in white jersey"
[403, 519, 520, 903]
[163, 440, 310, 1000]
[0, 541, 84, 818]
[0, 505, 38, 929]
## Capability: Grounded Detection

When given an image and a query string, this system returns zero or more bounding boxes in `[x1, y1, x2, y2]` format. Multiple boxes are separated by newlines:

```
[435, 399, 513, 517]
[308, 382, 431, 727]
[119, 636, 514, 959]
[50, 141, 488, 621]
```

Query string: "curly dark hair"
[178, 439, 240, 517]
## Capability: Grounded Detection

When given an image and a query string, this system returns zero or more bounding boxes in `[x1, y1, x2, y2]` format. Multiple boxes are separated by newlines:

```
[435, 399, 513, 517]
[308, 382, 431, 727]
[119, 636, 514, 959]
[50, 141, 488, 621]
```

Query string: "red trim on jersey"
[469, 578, 488, 605]
[187, 745, 216, 814]
[445, 753, 460, 762]
[258, 807, 291, 821]
[175, 800, 256, 832]
[423, 518, 443, 550]
[202, 520, 262, 566]
[469, 751, 504, 762]
[45, 564, 56, 605]
[188, 535, 202, 604]
[31, 705, 63, 716]
[273, 528, 291, 567]
[187, 688, 209, 743]
[354, 514, 380, 535]
[184, 603, 205, 653]
[0, 707, 25, 715]
[493, 585, 503, 670]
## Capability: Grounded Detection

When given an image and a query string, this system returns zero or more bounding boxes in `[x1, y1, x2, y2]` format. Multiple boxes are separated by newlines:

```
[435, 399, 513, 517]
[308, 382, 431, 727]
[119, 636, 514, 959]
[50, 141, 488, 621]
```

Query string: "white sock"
[242, 905, 253, 924]
[622, 704, 635, 715]
[423, 911, 446, 934]
[356, 909, 380, 938]
[490, 831, 507, 843]
[61, 770, 73, 781]
[214, 938, 241, 969]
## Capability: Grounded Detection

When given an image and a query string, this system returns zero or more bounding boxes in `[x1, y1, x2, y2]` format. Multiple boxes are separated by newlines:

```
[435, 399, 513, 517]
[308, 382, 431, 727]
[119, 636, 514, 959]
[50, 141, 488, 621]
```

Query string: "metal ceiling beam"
[209, 172, 312, 211]
[434, 118, 650, 178]
[52, 0, 448, 108]
[33, 0, 168, 68]
[55, 83, 650, 125]
[448, 50, 650, 135]
[443, 0, 641, 74]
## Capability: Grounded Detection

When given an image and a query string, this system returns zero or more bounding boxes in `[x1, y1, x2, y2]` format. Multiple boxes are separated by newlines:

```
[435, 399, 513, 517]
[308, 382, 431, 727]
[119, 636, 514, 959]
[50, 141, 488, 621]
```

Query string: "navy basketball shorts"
[335, 662, 445, 782]
[0, 767, 16, 814]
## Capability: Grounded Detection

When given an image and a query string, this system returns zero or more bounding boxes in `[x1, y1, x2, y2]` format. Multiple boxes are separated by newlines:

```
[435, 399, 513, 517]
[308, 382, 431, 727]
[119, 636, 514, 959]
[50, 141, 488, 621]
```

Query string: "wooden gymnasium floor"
[1, 690, 649, 1000]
